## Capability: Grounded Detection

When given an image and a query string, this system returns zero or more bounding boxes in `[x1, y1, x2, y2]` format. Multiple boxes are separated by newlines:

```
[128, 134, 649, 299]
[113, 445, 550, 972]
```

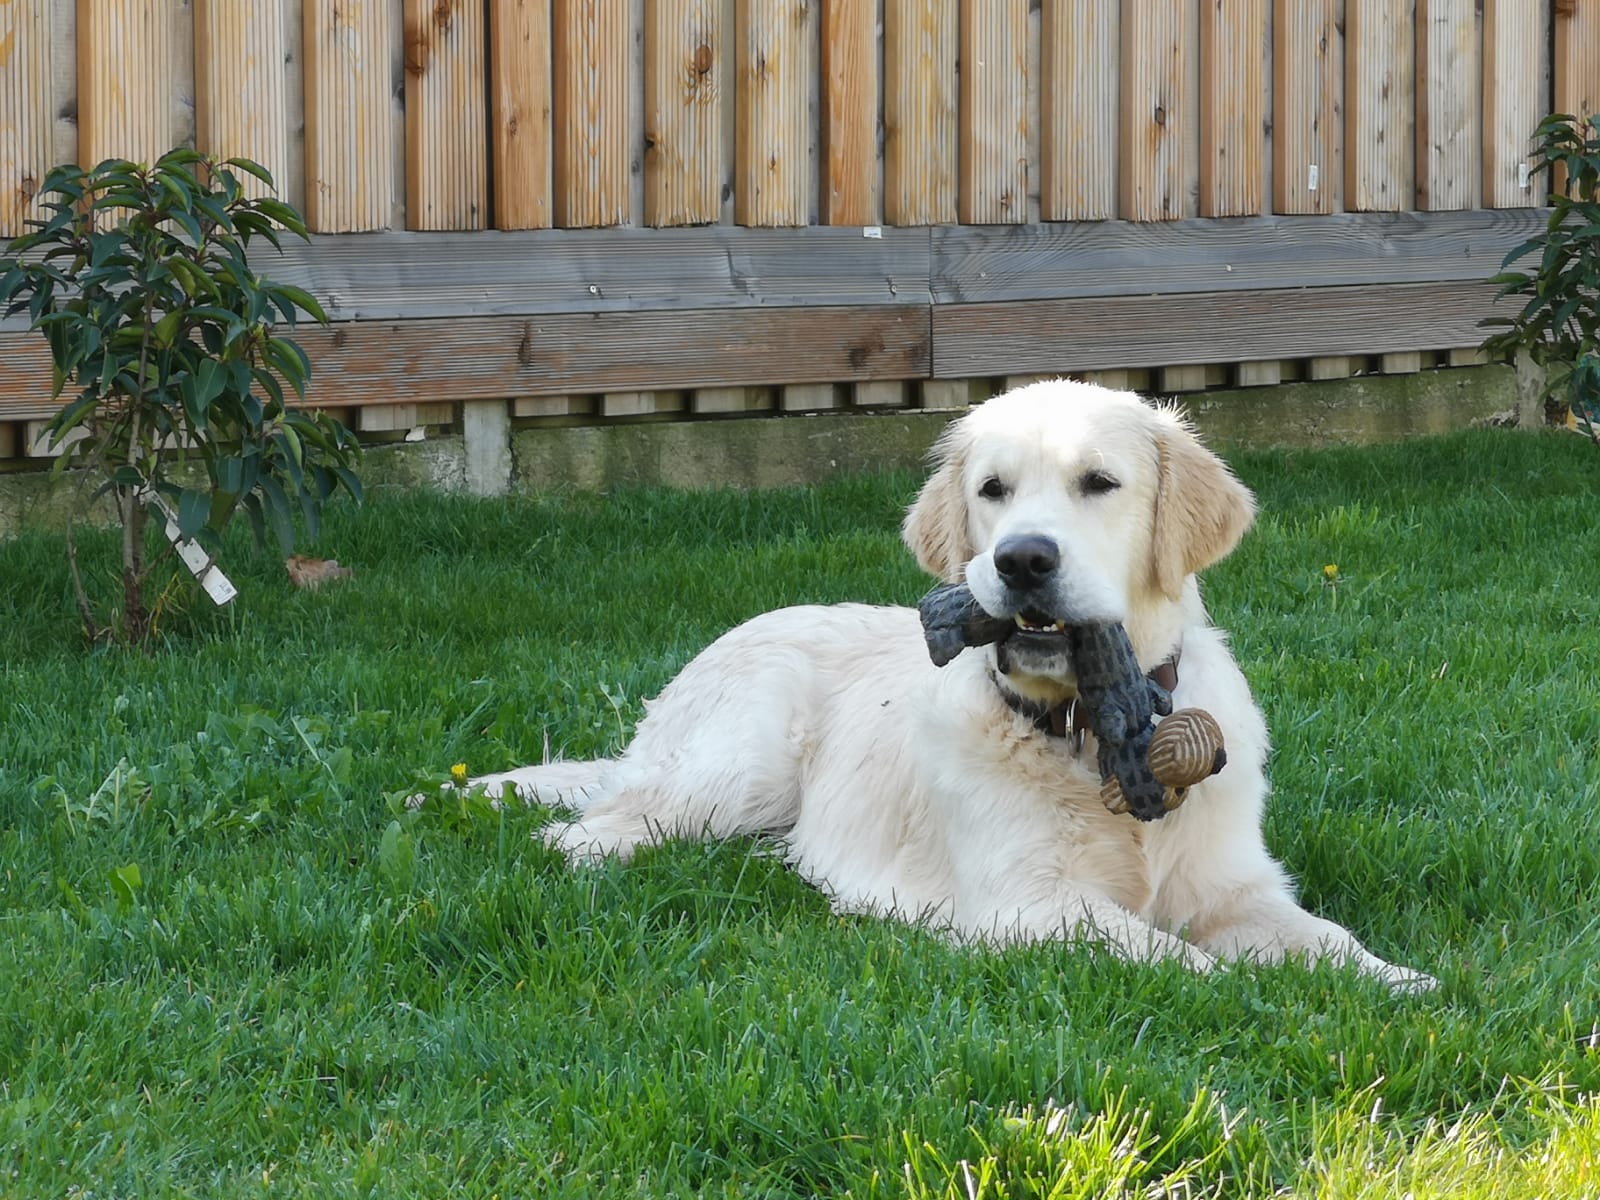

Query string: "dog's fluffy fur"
[471, 381, 1431, 988]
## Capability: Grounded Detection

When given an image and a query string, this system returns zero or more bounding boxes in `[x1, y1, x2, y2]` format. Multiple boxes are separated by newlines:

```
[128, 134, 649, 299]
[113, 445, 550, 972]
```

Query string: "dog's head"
[902, 380, 1255, 684]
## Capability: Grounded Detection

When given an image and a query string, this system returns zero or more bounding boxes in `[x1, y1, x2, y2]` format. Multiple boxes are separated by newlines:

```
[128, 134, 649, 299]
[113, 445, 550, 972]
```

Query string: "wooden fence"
[2, 1, 1599, 463]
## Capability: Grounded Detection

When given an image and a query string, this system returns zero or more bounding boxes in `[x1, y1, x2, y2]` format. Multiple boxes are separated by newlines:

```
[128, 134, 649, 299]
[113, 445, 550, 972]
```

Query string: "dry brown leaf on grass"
[285, 555, 354, 589]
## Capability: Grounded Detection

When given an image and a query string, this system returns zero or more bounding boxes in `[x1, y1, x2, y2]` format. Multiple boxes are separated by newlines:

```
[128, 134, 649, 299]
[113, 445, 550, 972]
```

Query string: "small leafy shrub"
[0, 149, 362, 645]
[1481, 113, 1600, 439]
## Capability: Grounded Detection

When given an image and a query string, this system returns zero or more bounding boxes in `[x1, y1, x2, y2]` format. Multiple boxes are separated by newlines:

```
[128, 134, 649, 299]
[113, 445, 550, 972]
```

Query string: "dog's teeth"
[1013, 614, 1065, 633]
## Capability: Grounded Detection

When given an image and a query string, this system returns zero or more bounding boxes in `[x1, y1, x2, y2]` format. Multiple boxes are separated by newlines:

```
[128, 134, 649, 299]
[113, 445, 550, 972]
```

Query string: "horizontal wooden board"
[2, 210, 1539, 336]
[930, 281, 1509, 377]
[148, 226, 932, 323]
[0, 308, 931, 416]
[931, 208, 1543, 303]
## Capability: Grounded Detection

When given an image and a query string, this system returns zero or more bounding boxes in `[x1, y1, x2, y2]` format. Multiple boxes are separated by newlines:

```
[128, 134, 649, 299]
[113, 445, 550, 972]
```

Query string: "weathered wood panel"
[958, 0, 1028, 224]
[883, 0, 957, 225]
[0, 0, 52, 234]
[1199, 0, 1266, 217]
[193, 1, 289, 200]
[645, 0, 722, 226]
[1, 210, 1533, 327]
[736, 0, 814, 226]
[1478, 0, 1542, 206]
[1, 304, 929, 415]
[1555, 0, 1600, 122]
[932, 281, 1508, 377]
[490, 0, 553, 229]
[820, 0, 880, 225]
[1040, 0, 1118, 221]
[404, 0, 487, 230]
[931, 208, 1542, 303]
[230, 226, 930, 321]
[76, 0, 172, 168]
[303, 0, 394, 232]
[1345, 0, 1416, 211]
[553, 0, 629, 228]
[1481, 0, 1541, 208]
[1416, 0, 1479, 211]
[1273, 0, 1341, 214]
[1120, 0, 1188, 220]
[0, 337, 52, 416]
[299, 307, 929, 402]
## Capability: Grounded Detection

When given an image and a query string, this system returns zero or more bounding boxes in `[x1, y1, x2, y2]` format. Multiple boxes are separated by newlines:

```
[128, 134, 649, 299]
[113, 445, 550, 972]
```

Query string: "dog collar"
[992, 654, 1180, 745]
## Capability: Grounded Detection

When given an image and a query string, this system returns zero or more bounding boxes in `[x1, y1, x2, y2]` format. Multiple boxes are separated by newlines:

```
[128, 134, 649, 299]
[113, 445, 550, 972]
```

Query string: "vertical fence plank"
[0, 0, 52, 235]
[1416, 0, 1478, 211]
[646, 0, 722, 226]
[820, 0, 879, 225]
[1036, 1, 1113, 220]
[1041, 0, 1118, 221]
[1199, 0, 1265, 216]
[490, 0, 553, 229]
[1273, 0, 1341, 213]
[1119, 0, 1188, 220]
[883, 0, 956, 225]
[554, 0, 629, 227]
[1555, 0, 1600, 123]
[958, 0, 1027, 224]
[1345, 0, 1415, 211]
[50, 2, 76, 170]
[76, 0, 172, 167]
[193, 0, 288, 200]
[404, 0, 487, 230]
[1481, 0, 1540, 208]
[304, 0, 394, 231]
[735, 0, 813, 226]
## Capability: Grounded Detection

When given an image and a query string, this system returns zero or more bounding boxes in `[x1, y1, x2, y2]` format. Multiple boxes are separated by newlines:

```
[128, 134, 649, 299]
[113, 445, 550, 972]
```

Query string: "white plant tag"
[142, 490, 238, 606]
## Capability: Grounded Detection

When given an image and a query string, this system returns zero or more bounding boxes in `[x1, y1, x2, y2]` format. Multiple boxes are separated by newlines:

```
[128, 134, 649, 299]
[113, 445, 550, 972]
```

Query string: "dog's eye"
[1081, 470, 1121, 496]
[978, 477, 1007, 500]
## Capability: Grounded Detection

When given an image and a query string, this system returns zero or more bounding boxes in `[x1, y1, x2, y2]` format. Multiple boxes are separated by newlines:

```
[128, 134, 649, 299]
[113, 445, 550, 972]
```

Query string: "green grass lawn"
[3, 428, 1600, 1197]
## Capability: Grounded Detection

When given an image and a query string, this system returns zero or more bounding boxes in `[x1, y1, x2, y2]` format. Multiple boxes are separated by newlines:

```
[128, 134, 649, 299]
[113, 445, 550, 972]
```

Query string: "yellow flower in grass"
[450, 762, 469, 787]
[1323, 563, 1339, 581]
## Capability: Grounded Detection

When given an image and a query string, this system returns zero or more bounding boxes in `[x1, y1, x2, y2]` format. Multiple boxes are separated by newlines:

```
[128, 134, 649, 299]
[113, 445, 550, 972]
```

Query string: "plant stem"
[63, 524, 100, 643]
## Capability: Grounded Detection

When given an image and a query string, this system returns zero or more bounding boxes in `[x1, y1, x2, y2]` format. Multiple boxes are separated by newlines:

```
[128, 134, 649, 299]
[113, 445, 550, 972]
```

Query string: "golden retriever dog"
[468, 381, 1432, 989]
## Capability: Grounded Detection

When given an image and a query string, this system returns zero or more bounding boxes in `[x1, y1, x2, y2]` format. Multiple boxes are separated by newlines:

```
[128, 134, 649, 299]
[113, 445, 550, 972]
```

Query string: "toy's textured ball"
[1147, 708, 1227, 788]
[1099, 707, 1227, 817]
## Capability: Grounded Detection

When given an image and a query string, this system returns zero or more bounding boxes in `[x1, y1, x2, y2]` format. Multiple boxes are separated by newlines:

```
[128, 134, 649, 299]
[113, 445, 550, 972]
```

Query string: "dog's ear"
[901, 424, 974, 582]
[1149, 412, 1256, 599]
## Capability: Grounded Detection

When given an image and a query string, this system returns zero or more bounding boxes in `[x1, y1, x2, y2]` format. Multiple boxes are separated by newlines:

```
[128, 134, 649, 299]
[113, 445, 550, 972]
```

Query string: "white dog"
[469, 381, 1431, 989]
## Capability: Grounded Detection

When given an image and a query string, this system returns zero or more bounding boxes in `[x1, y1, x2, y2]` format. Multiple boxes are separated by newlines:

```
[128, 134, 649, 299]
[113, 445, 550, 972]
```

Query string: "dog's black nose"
[994, 534, 1060, 590]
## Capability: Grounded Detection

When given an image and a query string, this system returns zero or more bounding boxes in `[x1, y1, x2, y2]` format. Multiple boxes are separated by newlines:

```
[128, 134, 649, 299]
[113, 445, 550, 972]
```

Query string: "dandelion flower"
[450, 762, 469, 786]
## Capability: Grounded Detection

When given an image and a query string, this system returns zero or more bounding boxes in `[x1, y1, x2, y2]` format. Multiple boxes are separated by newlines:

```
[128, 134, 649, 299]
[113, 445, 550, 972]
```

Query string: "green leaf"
[108, 863, 143, 912]
[269, 283, 328, 325]
[225, 156, 276, 189]
[177, 488, 209, 539]
[56, 877, 91, 924]
[217, 455, 245, 495]
[335, 466, 365, 506]
[152, 310, 182, 347]
[240, 491, 268, 549]
[378, 820, 416, 891]
[257, 474, 295, 554]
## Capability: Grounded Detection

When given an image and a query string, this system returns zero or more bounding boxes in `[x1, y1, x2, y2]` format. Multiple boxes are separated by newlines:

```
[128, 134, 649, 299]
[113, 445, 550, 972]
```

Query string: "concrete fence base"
[0, 363, 1543, 538]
